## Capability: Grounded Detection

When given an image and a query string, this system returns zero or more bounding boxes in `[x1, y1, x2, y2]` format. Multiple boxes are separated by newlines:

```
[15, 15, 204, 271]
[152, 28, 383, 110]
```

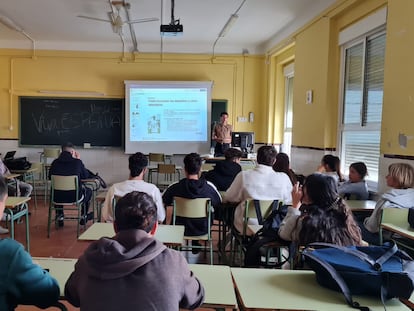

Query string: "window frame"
[338, 28, 386, 190]
[281, 63, 294, 157]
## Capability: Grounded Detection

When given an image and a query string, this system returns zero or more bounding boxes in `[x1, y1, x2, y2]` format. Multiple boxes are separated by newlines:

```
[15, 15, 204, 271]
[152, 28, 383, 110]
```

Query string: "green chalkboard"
[19, 97, 124, 147]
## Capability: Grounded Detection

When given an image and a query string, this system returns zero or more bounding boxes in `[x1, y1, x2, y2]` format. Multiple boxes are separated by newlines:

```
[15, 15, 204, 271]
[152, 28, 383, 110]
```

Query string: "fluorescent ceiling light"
[218, 14, 238, 37]
[0, 14, 23, 32]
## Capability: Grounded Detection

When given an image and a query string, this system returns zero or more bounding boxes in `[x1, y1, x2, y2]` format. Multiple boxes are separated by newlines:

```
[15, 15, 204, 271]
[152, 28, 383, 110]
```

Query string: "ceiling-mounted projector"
[161, 0, 183, 36]
[160, 23, 183, 36]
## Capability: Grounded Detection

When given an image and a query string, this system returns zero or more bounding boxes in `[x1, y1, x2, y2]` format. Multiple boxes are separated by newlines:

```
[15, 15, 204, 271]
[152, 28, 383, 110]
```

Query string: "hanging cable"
[212, 0, 247, 58]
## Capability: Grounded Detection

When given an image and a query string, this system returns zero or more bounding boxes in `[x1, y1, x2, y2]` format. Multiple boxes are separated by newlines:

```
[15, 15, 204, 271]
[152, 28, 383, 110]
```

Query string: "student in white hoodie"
[362, 163, 414, 244]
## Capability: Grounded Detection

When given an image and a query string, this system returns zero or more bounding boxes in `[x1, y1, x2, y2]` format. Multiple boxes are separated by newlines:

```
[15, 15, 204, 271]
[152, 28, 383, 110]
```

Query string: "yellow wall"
[381, 0, 414, 155]
[0, 50, 266, 142]
[267, 0, 387, 150]
[291, 17, 332, 149]
[4, 0, 410, 156]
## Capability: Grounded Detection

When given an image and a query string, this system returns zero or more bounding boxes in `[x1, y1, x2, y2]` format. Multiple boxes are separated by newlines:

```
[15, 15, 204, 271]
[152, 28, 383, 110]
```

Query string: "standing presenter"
[212, 112, 232, 157]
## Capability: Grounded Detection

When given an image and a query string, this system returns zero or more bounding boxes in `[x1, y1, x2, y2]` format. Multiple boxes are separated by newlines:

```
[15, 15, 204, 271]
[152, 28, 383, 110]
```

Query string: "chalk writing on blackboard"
[20, 97, 124, 147]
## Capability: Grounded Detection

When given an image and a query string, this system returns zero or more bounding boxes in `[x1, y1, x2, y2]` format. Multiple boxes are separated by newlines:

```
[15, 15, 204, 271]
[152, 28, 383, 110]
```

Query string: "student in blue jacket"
[0, 176, 60, 311]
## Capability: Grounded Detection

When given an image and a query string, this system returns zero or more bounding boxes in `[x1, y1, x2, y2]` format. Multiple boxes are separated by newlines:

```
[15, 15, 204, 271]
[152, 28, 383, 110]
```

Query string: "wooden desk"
[231, 268, 409, 310]
[381, 222, 414, 241]
[346, 199, 376, 211]
[34, 257, 237, 310]
[5, 196, 31, 251]
[78, 223, 185, 247]
[189, 264, 237, 310]
[4, 173, 21, 179]
[10, 167, 39, 177]
[33, 257, 76, 297]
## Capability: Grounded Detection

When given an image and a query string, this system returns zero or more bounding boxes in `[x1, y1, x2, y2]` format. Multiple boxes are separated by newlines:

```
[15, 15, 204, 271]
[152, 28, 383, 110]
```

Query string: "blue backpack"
[303, 242, 414, 310]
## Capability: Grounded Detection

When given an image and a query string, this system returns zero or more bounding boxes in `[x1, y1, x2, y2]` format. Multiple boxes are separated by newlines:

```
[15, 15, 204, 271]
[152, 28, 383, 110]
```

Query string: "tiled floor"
[6, 195, 227, 311]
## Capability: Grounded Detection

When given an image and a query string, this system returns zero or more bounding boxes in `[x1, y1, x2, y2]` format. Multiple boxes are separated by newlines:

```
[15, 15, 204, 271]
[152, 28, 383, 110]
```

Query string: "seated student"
[101, 152, 165, 223]
[338, 162, 369, 200]
[279, 174, 363, 246]
[0, 158, 33, 234]
[361, 163, 414, 245]
[273, 152, 297, 186]
[49, 142, 93, 227]
[162, 153, 221, 238]
[202, 148, 242, 191]
[316, 154, 344, 185]
[224, 146, 293, 236]
[0, 176, 60, 310]
[65, 191, 205, 311]
[0, 158, 33, 197]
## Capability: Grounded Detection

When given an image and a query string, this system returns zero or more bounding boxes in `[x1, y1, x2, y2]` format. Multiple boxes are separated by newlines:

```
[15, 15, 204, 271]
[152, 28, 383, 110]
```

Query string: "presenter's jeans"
[214, 143, 230, 157]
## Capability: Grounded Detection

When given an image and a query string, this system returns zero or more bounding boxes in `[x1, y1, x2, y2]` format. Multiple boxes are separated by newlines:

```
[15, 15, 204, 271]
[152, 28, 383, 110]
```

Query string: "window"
[281, 64, 294, 157]
[340, 31, 385, 187]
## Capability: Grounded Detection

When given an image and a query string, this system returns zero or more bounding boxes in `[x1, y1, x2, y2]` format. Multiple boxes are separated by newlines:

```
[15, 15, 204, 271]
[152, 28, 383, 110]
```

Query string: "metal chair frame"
[173, 197, 214, 264]
[47, 175, 86, 238]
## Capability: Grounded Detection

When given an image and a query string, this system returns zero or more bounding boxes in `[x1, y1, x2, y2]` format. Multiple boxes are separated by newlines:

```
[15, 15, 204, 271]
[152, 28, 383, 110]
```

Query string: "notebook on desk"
[3, 151, 16, 161]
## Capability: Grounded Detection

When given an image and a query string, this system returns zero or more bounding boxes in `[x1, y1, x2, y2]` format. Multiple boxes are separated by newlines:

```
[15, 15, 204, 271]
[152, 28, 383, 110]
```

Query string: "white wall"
[0, 139, 189, 186]
[290, 146, 413, 194]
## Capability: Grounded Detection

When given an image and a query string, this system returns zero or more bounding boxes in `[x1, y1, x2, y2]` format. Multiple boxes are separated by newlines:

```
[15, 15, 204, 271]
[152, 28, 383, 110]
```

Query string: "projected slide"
[124, 81, 213, 154]
[129, 88, 207, 142]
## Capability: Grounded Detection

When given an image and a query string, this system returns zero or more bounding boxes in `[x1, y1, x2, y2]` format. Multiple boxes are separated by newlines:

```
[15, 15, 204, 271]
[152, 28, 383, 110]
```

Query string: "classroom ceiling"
[0, 0, 338, 55]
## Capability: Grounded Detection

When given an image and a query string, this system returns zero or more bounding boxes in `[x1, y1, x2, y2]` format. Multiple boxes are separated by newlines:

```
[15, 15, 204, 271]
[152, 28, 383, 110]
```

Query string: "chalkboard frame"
[19, 96, 124, 148]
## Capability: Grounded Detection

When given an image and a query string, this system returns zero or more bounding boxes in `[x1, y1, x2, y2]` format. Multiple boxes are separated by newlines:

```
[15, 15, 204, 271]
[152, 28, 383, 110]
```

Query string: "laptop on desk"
[3, 151, 16, 161]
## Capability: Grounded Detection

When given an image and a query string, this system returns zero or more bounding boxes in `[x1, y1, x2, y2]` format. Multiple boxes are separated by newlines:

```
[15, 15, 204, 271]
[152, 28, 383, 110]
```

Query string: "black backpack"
[244, 200, 290, 267]
[253, 200, 288, 238]
[5, 157, 31, 170]
[86, 169, 107, 189]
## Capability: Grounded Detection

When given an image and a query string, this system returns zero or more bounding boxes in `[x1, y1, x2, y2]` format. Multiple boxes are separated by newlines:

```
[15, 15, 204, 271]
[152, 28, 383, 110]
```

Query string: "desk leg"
[84, 180, 100, 223]
[24, 172, 37, 210]
[25, 203, 30, 252]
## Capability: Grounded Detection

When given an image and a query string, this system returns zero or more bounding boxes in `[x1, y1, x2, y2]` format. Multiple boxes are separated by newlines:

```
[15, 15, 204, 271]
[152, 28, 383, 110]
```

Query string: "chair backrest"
[112, 194, 123, 220]
[43, 148, 61, 160]
[50, 175, 79, 204]
[379, 207, 409, 244]
[381, 207, 409, 227]
[149, 153, 165, 164]
[243, 199, 278, 236]
[173, 197, 211, 219]
[245, 199, 276, 220]
[158, 163, 176, 174]
[30, 162, 44, 179]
